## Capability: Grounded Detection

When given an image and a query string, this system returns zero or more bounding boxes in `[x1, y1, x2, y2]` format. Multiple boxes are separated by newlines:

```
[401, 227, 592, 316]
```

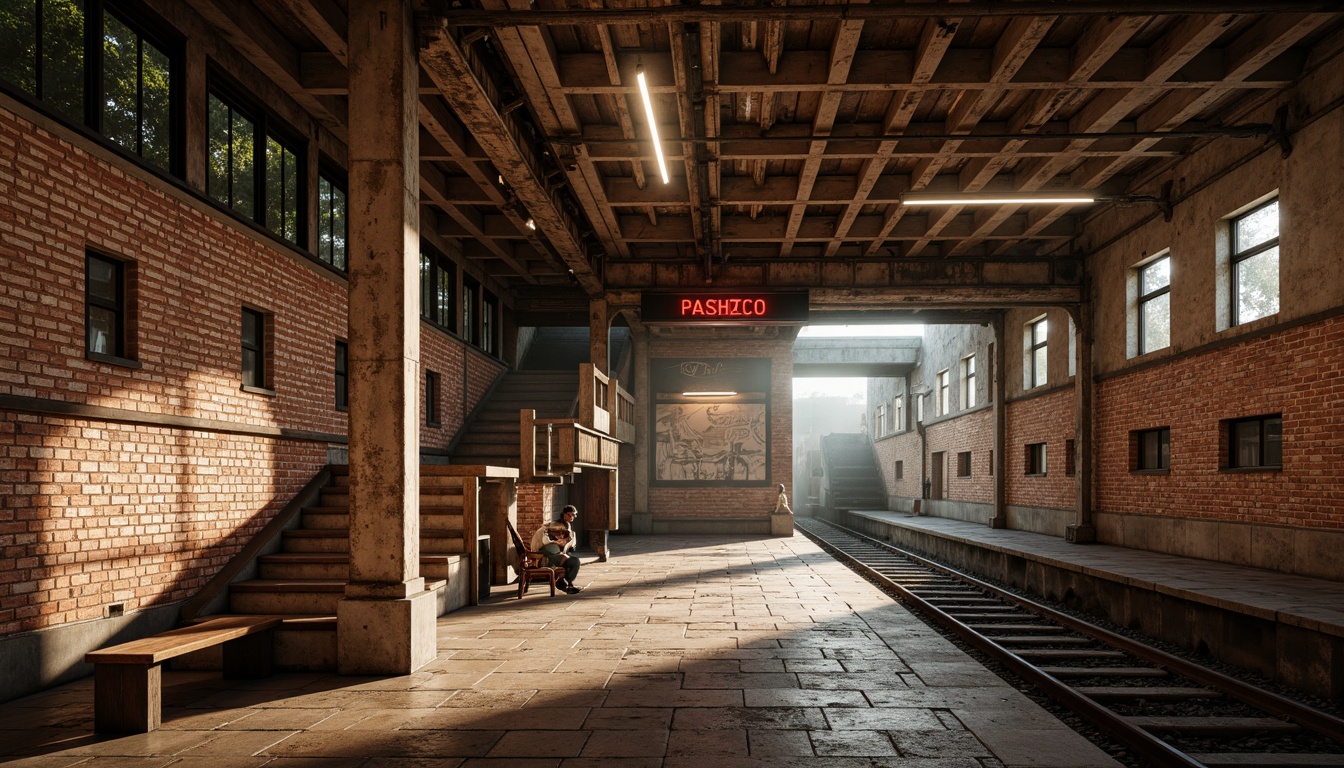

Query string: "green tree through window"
[102, 10, 171, 169]
[1, 0, 87, 123]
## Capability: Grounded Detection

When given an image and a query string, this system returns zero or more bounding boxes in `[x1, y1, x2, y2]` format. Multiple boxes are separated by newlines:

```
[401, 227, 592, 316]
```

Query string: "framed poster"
[650, 358, 771, 486]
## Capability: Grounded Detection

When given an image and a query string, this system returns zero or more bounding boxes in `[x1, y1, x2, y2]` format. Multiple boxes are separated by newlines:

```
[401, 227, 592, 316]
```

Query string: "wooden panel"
[85, 616, 282, 665]
[94, 663, 160, 733]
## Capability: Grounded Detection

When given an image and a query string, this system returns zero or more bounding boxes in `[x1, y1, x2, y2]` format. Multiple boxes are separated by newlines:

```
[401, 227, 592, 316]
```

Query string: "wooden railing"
[611, 380, 635, 443]
[519, 409, 622, 483]
[579, 363, 636, 442]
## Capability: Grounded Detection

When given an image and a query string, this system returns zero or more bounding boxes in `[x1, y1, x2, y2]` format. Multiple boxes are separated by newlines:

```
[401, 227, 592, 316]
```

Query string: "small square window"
[241, 307, 270, 390]
[1025, 442, 1046, 476]
[1226, 415, 1281, 469]
[1133, 427, 1170, 471]
[956, 451, 972, 477]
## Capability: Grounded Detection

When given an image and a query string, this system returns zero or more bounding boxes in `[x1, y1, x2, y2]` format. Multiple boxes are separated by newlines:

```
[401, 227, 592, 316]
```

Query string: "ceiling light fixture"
[682, 391, 737, 397]
[525, 217, 536, 230]
[635, 67, 670, 185]
[901, 193, 1096, 206]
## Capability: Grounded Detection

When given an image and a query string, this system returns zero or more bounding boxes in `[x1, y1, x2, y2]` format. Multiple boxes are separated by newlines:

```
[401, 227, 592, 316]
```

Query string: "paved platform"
[0, 533, 1120, 767]
[846, 510, 1344, 639]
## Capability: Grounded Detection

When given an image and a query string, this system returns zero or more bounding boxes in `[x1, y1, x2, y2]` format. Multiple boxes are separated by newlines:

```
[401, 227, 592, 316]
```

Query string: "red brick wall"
[927, 408, 994, 503]
[1005, 389, 1076, 509]
[647, 337, 793, 519]
[0, 105, 504, 635]
[516, 482, 559, 538]
[1096, 314, 1344, 529]
[872, 432, 923, 499]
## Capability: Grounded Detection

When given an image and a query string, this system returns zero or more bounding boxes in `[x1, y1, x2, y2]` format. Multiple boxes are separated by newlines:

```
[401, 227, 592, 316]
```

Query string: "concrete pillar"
[990, 315, 1008, 528]
[631, 326, 652, 534]
[1066, 305, 1096, 544]
[337, 0, 436, 675]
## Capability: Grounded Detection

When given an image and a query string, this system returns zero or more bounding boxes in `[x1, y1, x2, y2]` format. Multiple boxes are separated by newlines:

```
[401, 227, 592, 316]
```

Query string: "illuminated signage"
[641, 290, 809, 324]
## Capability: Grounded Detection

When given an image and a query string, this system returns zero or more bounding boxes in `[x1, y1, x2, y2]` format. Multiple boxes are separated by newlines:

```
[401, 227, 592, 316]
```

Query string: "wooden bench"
[84, 615, 281, 733]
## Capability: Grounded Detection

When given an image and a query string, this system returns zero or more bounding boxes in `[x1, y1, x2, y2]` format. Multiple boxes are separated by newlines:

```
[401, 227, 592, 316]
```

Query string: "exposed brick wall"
[927, 407, 994, 503]
[647, 336, 793, 519]
[1096, 313, 1344, 529]
[516, 482, 559, 539]
[872, 432, 922, 499]
[1005, 389, 1076, 510]
[0, 105, 505, 636]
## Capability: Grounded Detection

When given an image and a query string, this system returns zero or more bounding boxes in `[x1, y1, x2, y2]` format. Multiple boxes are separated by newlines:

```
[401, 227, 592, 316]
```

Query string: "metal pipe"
[438, 2, 1342, 27]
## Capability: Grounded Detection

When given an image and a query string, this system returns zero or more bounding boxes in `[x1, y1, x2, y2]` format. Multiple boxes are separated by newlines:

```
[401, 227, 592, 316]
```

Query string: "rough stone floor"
[0, 534, 1120, 767]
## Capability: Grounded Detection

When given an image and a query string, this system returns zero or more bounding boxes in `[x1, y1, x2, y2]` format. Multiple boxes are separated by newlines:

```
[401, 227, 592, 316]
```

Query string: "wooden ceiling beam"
[419, 163, 538, 281]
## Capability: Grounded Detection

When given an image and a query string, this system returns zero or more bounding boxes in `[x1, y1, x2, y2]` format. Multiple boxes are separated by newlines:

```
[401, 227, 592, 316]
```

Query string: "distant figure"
[773, 483, 792, 515]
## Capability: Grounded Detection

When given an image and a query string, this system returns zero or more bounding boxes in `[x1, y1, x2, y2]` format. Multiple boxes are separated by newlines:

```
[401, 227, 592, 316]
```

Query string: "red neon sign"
[679, 297, 769, 318]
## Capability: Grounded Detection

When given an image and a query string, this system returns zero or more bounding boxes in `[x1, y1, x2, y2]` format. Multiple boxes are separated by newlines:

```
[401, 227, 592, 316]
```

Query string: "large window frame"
[334, 339, 348, 411]
[1137, 253, 1171, 356]
[1230, 199, 1280, 326]
[960, 354, 976, 409]
[936, 369, 950, 416]
[1226, 414, 1282, 470]
[1134, 427, 1170, 472]
[461, 274, 480, 347]
[874, 404, 887, 438]
[481, 290, 498, 356]
[0, 0, 182, 174]
[893, 395, 904, 433]
[1027, 316, 1048, 389]
[207, 80, 304, 245]
[420, 245, 455, 331]
[316, 165, 348, 272]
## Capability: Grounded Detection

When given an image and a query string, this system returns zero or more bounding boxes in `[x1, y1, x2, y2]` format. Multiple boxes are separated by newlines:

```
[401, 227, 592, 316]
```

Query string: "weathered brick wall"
[516, 482, 559, 539]
[927, 407, 994, 503]
[1096, 313, 1344, 529]
[0, 105, 504, 635]
[1005, 389, 1076, 510]
[647, 336, 793, 519]
[872, 432, 923, 499]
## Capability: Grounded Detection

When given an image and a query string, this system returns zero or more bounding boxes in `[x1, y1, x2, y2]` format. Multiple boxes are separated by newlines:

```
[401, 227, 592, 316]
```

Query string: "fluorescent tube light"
[902, 193, 1096, 206]
[682, 391, 737, 397]
[636, 68, 670, 185]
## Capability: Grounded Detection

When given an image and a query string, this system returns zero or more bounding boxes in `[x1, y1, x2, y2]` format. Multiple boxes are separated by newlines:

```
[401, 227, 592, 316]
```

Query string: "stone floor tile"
[579, 728, 668, 757]
[742, 689, 868, 708]
[523, 690, 609, 709]
[889, 729, 991, 758]
[559, 758, 662, 768]
[782, 659, 844, 673]
[602, 689, 743, 708]
[216, 708, 340, 731]
[746, 729, 814, 756]
[485, 730, 588, 758]
[822, 706, 943, 730]
[665, 727, 749, 756]
[263, 730, 502, 759]
[673, 707, 826, 731]
[581, 707, 673, 730]
[809, 729, 898, 756]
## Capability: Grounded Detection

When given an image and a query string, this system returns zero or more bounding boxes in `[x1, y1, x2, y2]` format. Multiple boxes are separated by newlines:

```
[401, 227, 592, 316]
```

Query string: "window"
[207, 89, 301, 243]
[461, 275, 480, 346]
[916, 393, 924, 423]
[0, 2, 177, 169]
[317, 172, 347, 271]
[482, 291, 498, 355]
[961, 355, 976, 409]
[1231, 200, 1279, 325]
[1027, 317, 1048, 388]
[894, 395, 904, 433]
[86, 251, 127, 359]
[240, 307, 268, 390]
[988, 449, 993, 475]
[425, 370, 440, 426]
[1065, 439, 1076, 477]
[956, 451, 971, 478]
[874, 404, 887, 438]
[936, 370, 950, 416]
[420, 246, 454, 329]
[1226, 415, 1281, 469]
[1134, 427, 1170, 471]
[1137, 254, 1171, 355]
[1025, 442, 1046, 476]
[1068, 316, 1076, 378]
[334, 340, 348, 410]
[894, 460, 903, 480]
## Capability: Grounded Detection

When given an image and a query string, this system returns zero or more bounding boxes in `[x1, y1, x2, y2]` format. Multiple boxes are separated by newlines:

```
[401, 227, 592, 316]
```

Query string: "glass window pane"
[242, 348, 258, 387]
[436, 269, 452, 327]
[0, 0, 38, 94]
[101, 12, 137, 154]
[1234, 420, 1260, 467]
[87, 255, 117, 302]
[140, 40, 171, 169]
[1235, 201, 1279, 253]
[1159, 430, 1170, 469]
[1032, 319, 1047, 344]
[1033, 347, 1047, 387]
[87, 305, 115, 354]
[41, 0, 84, 122]
[206, 94, 230, 204]
[265, 136, 282, 235]
[1141, 292, 1170, 354]
[1140, 256, 1170, 295]
[1264, 417, 1282, 466]
[1235, 246, 1279, 324]
[318, 177, 333, 263]
[281, 144, 297, 241]
[419, 252, 431, 319]
[241, 310, 257, 346]
[231, 109, 254, 217]
[331, 185, 346, 270]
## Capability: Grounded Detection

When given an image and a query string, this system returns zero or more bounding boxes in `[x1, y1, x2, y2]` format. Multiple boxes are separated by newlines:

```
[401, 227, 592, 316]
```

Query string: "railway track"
[796, 517, 1344, 768]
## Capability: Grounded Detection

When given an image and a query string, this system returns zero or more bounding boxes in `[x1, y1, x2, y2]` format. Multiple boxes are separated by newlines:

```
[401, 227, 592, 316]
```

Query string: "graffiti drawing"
[654, 403, 767, 482]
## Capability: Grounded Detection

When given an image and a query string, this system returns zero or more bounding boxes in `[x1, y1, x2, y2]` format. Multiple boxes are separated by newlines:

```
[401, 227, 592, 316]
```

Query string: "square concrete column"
[338, 0, 436, 675]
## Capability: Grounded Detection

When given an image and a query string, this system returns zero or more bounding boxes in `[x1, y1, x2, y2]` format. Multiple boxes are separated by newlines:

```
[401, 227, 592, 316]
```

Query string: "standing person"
[530, 505, 582, 594]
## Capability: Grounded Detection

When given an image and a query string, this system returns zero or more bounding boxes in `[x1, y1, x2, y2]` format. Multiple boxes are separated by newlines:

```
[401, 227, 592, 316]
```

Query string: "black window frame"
[1226, 414, 1282, 470]
[206, 76, 306, 246]
[481, 289, 498, 356]
[424, 369, 440, 427]
[1230, 199, 1280, 327]
[1028, 317, 1048, 388]
[1137, 254, 1171, 355]
[1025, 442, 1047, 476]
[316, 162, 348, 273]
[1134, 427, 1170, 472]
[334, 339, 348, 411]
[461, 273, 480, 347]
[240, 306, 269, 392]
[1065, 438, 1076, 477]
[420, 244, 455, 331]
[85, 250, 128, 361]
[0, 0, 183, 176]
[936, 369, 949, 416]
[962, 354, 977, 409]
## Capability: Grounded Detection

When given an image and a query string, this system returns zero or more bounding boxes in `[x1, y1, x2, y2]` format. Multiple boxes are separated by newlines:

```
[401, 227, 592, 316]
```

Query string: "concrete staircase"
[821, 433, 887, 511]
[192, 466, 475, 671]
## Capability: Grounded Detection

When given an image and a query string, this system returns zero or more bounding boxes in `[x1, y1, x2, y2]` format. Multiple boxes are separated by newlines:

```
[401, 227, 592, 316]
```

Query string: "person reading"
[530, 505, 582, 594]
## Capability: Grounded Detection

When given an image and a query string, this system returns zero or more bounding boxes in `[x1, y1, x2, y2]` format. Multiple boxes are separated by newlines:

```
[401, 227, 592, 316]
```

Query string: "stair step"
[229, 580, 346, 615]
[258, 553, 460, 580]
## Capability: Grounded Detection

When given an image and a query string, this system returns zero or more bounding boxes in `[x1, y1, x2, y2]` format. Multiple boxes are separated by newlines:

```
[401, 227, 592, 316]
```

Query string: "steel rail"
[798, 518, 1344, 765]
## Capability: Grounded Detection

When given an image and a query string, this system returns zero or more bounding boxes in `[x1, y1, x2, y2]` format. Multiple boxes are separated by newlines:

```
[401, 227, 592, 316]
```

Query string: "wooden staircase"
[450, 370, 580, 467]
[821, 433, 888, 511]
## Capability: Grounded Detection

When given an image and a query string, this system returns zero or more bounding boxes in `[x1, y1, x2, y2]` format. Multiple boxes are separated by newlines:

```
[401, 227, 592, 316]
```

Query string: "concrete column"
[990, 315, 1008, 528]
[337, 0, 436, 675]
[631, 326, 652, 534]
[1066, 305, 1096, 544]
[589, 297, 610, 375]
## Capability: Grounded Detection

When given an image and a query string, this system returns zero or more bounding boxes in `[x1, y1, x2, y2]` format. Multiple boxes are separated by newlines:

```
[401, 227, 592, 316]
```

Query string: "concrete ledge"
[650, 517, 773, 535]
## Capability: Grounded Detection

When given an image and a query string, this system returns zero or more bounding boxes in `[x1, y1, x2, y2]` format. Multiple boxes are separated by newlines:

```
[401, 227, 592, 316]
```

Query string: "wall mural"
[654, 402, 768, 482]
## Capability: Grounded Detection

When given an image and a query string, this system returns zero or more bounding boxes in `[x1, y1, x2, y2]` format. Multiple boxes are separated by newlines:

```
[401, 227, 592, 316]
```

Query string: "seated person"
[530, 505, 582, 594]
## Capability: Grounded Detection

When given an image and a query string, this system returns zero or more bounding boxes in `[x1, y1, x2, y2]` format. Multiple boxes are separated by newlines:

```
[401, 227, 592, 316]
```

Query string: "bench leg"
[94, 663, 160, 734]
[222, 629, 274, 679]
